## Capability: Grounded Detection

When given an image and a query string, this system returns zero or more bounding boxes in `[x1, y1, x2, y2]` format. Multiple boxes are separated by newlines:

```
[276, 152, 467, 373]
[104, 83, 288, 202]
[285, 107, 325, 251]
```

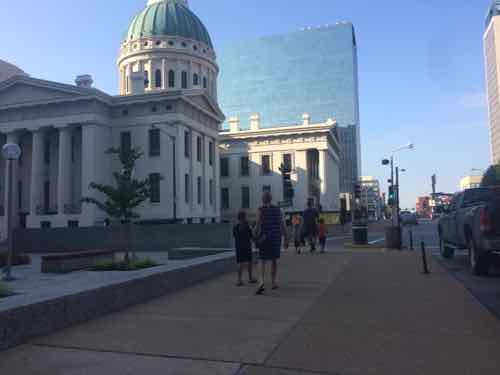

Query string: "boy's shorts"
[319, 237, 326, 246]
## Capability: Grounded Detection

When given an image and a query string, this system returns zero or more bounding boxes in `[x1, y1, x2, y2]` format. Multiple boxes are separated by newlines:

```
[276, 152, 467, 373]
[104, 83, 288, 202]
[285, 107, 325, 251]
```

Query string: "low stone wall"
[13, 224, 233, 253]
[41, 251, 115, 274]
[0, 253, 236, 351]
[169, 248, 232, 260]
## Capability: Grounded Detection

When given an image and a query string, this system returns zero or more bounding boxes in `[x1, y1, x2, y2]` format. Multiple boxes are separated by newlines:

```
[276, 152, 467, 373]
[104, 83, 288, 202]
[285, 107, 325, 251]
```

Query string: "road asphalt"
[1, 230, 500, 374]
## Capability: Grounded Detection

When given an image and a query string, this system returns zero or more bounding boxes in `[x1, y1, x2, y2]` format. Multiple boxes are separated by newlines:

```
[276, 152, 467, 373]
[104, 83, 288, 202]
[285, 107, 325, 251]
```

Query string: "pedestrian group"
[233, 192, 327, 295]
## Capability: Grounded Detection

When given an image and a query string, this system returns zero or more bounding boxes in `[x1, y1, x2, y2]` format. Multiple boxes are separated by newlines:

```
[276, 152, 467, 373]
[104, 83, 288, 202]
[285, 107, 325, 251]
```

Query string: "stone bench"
[41, 250, 114, 274]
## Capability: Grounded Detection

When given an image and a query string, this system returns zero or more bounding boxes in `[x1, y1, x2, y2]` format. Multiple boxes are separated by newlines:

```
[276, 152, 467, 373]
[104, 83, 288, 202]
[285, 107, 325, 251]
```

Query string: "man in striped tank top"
[254, 192, 289, 295]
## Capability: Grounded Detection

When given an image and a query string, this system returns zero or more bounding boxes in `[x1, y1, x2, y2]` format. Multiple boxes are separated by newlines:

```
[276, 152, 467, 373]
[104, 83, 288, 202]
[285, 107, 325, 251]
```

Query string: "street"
[402, 219, 500, 320]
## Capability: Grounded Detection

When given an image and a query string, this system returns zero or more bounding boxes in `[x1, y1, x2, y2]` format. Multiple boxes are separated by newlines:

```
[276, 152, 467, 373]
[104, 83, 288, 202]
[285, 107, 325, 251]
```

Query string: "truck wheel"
[440, 238, 454, 259]
[469, 240, 489, 276]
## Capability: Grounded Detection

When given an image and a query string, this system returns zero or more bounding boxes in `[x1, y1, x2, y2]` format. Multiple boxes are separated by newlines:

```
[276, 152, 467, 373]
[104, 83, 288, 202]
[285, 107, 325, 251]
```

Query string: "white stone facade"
[219, 114, 341, 221]
[0, 0, 225, 238]
[0, 76, 224, 237]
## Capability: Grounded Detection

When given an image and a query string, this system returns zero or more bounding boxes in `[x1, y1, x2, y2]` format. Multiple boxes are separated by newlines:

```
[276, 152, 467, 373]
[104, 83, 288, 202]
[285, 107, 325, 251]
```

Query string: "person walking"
[292, 215, 303, 254]
[303, 199, 320, 253]
[233, 210, 257, 287]
[318, 218, 327, 253]
[254, 192, 289, 295]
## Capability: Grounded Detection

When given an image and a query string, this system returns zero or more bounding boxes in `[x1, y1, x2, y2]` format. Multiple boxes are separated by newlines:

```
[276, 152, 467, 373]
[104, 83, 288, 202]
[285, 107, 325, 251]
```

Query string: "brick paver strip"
[1, 248, 500, 374]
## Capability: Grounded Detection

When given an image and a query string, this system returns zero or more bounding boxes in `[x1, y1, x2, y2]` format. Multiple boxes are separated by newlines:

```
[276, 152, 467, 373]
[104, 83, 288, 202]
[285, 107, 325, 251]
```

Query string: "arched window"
[193, 73, 199, 86]
[144, 70, 149, 88]
[203, 77, 207, 89]
[155, 69, 162, 88]
[181, 71, 188, 89]
[168, 70, 175, 88]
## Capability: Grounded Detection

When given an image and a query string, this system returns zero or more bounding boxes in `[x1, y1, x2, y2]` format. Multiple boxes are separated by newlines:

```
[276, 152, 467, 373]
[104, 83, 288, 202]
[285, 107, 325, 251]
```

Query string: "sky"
[0, 0, 493, 209]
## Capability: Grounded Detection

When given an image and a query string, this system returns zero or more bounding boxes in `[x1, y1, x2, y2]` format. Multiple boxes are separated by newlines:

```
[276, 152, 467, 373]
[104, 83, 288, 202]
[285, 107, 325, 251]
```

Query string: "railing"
[36, 206, 59, 216]
[64, 204, 82, 215]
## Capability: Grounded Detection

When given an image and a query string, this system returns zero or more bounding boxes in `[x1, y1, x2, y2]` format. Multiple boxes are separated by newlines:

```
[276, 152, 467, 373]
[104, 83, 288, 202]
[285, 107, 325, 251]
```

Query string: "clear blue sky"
[1, 0, 492, 209]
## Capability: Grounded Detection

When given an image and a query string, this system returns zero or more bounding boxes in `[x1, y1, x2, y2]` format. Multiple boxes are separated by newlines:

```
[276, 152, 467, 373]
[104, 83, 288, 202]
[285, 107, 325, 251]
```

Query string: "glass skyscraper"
[218, 22, 361, 194]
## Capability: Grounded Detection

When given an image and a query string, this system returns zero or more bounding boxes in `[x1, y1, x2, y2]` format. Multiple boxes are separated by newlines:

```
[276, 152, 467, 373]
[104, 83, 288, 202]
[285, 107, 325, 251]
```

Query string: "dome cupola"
[126, 0, 212, 49]
[118, 0, 218, 98]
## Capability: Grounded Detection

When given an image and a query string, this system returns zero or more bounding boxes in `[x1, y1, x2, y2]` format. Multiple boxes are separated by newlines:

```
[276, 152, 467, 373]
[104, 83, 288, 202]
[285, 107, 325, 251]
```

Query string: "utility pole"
[395, 166, 400, 228]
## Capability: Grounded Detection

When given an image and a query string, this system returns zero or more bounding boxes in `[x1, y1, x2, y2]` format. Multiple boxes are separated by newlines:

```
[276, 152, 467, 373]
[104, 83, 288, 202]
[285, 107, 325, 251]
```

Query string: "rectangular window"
[185, 174, 190, 203]
[261, 155, 271, 175]
[18, 181, 22, 210]
[68, 220, 79, 228]
[184, 131, 190, 158]
[242, 187, 250, 209]
[120, 131, 131, 153]
[221, 157, 229, 177]
[71, 135, 76, 163]
[240, 156, 250, 177]
[149, 173, 161, 203]
[197, 136, 202, 162]
[209, 142, 214, 165]
[283, 153, 293, 173]
[221, 188, 229, 209]
[44, 140, 50, 165]
[197, 177, 202, 205]
[209, 179, 214, 206]
[44, 181, 50, 213]
[149, 129, 161, 157]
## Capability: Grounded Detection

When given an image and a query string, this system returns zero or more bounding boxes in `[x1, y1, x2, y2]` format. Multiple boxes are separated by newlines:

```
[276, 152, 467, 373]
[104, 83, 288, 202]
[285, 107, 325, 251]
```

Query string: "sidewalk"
[2, 246, 500, 374]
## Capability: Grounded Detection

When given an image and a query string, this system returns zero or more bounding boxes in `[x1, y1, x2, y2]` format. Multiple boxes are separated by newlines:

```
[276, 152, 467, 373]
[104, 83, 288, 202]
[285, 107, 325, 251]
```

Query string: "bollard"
[421, 241, 430, 274]
[409, 229, 414, 251]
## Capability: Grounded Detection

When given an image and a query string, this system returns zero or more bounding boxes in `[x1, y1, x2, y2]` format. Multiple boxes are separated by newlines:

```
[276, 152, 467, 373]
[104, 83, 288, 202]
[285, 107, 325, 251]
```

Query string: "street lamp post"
[382, 143, 414, 250]
[2, 143, 22, 281]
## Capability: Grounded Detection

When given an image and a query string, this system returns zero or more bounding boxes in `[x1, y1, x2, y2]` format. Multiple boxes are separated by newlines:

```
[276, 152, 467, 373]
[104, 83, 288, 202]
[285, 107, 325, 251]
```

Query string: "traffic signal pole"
[391, 157, 397, 227]
[395, 166, 400, 228]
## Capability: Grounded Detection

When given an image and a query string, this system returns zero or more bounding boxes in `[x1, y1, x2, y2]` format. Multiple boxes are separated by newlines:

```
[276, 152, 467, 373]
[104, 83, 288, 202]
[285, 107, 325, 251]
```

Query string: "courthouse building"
[0, 0, 224, 236]
[219, 113, 341, 221]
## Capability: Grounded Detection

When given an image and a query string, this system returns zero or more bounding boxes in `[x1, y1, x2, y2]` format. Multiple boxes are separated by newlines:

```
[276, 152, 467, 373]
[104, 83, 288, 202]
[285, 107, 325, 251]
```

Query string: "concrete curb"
[0, 253, 236, 351]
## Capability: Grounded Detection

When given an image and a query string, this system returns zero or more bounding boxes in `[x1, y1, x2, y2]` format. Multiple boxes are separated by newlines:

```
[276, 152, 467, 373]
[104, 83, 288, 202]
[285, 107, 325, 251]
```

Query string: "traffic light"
[354, 184, 361, 199]
[388, 186, 395, 206]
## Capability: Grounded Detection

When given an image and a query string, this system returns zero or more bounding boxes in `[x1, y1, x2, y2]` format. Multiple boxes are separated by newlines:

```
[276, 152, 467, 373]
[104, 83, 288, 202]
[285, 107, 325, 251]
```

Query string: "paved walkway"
[2, 246, 500, 374]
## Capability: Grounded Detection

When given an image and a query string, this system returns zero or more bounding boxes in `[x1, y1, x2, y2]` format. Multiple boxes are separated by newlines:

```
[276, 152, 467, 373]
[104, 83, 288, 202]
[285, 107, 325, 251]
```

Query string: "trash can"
[352, 225, 368, 245]
[385, 226, 402, 249]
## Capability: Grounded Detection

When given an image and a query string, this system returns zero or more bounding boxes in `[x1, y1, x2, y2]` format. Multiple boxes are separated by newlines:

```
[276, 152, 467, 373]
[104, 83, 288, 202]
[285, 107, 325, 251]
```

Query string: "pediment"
[186, 93, 225, 120]
[0, 79, 96, 108]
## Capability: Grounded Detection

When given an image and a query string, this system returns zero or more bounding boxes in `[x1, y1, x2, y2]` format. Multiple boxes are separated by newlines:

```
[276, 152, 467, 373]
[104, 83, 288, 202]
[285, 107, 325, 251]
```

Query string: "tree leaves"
[81, 147, 162, 222]
[481, 164, 500, 187]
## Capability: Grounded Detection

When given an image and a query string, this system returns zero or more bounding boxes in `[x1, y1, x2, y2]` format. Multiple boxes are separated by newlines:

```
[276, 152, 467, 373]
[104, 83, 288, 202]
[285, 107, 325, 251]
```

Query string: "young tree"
[481, 164, 500, 187]
[81, 147, 160, 261]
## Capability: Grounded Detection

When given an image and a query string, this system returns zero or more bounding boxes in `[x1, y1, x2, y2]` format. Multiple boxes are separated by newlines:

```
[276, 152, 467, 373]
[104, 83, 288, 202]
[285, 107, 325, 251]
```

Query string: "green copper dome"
[126, 0, 213, 49]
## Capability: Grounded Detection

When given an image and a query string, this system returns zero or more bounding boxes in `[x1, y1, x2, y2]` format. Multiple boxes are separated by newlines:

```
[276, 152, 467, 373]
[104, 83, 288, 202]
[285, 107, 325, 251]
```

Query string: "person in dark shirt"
[303, 199, 320, 252]
[233, 210, 257, 286]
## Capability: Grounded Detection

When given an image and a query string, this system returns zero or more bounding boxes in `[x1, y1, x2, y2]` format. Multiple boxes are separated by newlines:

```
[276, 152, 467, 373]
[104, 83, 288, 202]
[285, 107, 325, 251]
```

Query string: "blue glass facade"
[218, 23, 361, 193]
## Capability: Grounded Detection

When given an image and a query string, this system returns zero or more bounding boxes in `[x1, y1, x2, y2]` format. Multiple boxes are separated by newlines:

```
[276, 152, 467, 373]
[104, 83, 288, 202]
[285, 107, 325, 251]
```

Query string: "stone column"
[30, 130, 45, 216]
[188, 60, 193, 89]
[162, 58, 167, 90]
[57, 127, 72, 214]
[318, 149, 327, 209]
[214, 140, 221, 220]
[81, 124, 98, 224]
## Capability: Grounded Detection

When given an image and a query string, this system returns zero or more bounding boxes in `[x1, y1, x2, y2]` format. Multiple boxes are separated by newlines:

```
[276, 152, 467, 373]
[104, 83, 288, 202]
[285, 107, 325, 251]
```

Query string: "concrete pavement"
[2, 245, 500, 374]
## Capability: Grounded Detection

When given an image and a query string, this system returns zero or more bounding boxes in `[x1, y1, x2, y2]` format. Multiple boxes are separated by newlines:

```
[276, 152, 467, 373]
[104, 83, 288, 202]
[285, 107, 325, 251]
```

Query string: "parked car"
[400, 210, 418, 225]
[438, 187, 500, 275]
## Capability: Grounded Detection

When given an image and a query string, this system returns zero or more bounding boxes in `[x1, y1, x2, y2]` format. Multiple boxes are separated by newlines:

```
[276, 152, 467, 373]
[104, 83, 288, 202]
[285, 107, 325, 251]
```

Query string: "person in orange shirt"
[318, 218, 327, 253]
